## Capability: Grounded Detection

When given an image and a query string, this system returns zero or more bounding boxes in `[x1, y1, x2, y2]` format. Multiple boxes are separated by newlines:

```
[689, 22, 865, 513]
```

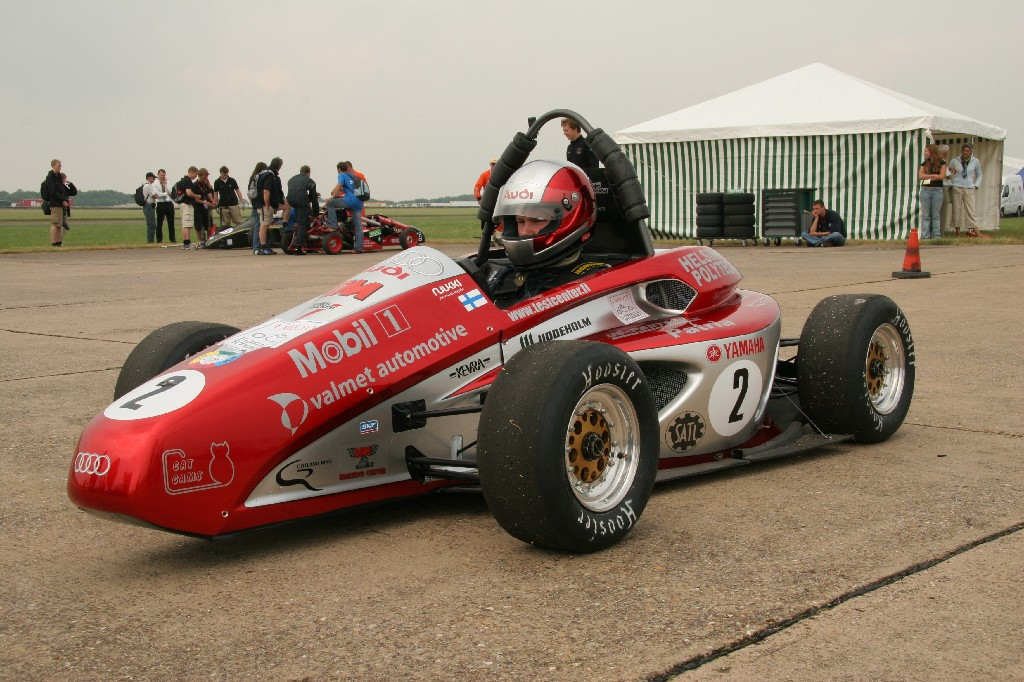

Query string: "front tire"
[113, 321, 240, 399]
[323, 232, 344, 255]
[478, 341, 659, 552]
[797, 295, 914, 443]
[398, 228, 419, 249]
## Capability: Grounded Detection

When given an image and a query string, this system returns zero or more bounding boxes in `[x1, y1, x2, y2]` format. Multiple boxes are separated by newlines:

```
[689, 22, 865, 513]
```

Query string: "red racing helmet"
[493, 160, 597, 269]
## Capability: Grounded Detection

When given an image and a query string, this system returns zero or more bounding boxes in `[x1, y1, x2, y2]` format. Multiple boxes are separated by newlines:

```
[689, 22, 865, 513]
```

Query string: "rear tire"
[478, 341, 659, 552]
[797, 295, 914, 443]
[114, 321, 240, 399]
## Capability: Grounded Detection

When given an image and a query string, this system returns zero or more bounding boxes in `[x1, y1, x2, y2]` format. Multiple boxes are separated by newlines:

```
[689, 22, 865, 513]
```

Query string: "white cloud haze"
[2, 0, 1021, 199]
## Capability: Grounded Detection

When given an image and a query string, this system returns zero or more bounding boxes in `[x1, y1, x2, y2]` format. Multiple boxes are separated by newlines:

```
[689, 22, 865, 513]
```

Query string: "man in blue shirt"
[325, 161, 365, 253]
[801, 200, 846, 247]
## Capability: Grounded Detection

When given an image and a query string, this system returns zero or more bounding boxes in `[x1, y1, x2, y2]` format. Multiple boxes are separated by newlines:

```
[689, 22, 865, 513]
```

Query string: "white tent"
[615, 63, 1007, 239]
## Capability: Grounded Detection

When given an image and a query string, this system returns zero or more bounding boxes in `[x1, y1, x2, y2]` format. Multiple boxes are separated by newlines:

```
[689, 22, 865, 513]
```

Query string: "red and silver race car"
[204, 211, 425, 254]
[68, 111, 915, 552]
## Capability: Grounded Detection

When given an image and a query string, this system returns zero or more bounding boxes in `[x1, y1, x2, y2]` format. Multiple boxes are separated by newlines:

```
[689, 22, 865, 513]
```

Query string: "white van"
[1001, 175, 1024, 218]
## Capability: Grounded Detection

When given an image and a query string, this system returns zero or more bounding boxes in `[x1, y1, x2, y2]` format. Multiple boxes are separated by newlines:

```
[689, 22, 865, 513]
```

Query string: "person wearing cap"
[142, 171, 158, 243]
[947, 143, 984, 237]
[474, 158, 498, 233]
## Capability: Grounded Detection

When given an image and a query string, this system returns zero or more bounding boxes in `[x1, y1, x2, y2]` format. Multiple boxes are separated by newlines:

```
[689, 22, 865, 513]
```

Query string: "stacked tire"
[696, 192, 757, 246]
[695, 192, 724, 245]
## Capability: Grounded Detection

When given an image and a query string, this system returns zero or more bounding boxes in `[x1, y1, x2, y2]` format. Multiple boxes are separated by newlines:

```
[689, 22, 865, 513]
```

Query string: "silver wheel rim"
[564, 384, 641, 513]
[865, 323, 906, 415]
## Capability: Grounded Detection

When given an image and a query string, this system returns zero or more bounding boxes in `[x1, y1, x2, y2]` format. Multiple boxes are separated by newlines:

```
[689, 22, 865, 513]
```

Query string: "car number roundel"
[707, 360, 763, 437]
[104, 370, 206, 421]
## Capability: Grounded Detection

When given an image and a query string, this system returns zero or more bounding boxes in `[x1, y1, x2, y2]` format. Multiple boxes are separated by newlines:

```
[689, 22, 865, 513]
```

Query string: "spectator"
[178, 166, 200, 249]
[214, 166, 244, 230]
[41, 159, 68, 247]
[801, 200, 846, 247]
[346, 161, 369, 216]
[193, 168, 216, 243]
[153, 169, 176, 243]
[473, 158, 497, 203]
[947, 143, 984, 238]
[938, 144, 952, 236]
[239, 161, 268, 253]
[474, 158, 498, 234]
[142, 171, 158, 243]
[562, 118, 599, 171]
[60, 172, 77, 238]
[918, 144, 946, 240]
[254, 157, 285, 256]
[285, 165, 319, 255]
[326, 161, 364, 253]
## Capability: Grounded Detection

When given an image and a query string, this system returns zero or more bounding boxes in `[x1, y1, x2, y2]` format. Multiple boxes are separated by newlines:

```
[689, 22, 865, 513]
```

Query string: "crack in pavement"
[649, 520, 1024, 681]
[904, 420, 1023, 439]
[2, 367, 121, 383]
[0, 328, 136, 344]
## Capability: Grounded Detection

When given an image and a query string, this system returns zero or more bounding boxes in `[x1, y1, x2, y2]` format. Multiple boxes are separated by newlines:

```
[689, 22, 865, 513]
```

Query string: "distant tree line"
[1, 189, 133, 206]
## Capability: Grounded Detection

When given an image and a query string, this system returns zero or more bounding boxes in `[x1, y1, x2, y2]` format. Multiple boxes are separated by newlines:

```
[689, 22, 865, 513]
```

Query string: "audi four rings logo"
[75, 452, 111, 476]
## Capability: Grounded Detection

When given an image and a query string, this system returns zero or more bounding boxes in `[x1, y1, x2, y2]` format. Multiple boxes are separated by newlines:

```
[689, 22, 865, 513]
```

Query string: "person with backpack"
[325, 161, 366, 253]
[40, 159, 69, 247]
[138, 172, 158, 243]
[254, 157, 285, 256]
[152, 169, 176, 243]
[237, 161, 268, 252]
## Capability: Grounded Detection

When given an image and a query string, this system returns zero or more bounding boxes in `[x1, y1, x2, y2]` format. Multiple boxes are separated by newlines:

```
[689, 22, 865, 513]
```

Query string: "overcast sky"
[2, 0, 1021, 199]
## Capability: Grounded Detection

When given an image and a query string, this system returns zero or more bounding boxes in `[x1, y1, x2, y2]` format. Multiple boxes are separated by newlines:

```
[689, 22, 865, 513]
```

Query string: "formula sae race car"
[68, 110, 915, 552]
[204, 210, 425, 254]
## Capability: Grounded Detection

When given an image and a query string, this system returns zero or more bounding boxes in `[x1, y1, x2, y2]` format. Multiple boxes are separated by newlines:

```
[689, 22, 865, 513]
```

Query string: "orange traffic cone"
[892, 227, 931, 279]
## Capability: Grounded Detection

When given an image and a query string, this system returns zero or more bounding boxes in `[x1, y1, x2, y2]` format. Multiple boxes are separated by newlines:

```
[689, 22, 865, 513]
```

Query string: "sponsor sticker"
[706, 344, 722, 362]
[664, 412, 706, 454]
[162, 442, 234, 495]
[608, 289, 648, 325]
[189, 349, 243, 367]
[359, 419, 379, 435]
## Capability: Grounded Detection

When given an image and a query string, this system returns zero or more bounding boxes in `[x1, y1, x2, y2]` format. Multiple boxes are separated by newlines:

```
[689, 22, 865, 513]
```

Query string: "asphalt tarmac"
[1, 242, 1022, 681]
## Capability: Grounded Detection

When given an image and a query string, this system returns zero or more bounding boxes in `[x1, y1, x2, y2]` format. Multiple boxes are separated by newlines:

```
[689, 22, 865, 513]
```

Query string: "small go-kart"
[68, 110, 915, 552]
[203, 208, 425, 254]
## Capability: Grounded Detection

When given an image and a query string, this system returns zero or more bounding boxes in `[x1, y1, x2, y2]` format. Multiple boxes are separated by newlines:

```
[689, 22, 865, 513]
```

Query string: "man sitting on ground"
[801, 200, 846, 247]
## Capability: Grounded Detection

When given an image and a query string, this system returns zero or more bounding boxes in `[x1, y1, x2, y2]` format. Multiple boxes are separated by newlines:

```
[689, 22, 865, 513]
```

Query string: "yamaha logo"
[75, 452, 111, 476]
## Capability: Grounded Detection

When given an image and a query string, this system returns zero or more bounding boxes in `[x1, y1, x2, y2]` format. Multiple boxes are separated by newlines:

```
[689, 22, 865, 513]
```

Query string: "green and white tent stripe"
[622, 130, 928, 240]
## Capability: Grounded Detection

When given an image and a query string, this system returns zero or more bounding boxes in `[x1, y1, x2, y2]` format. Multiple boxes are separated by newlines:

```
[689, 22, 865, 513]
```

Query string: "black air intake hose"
[587, 128, 650, 223]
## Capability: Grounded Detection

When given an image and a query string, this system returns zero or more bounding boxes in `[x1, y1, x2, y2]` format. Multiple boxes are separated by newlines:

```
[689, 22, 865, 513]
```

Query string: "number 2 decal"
[709, 359, 763, 438]
[120, 375, 186, 410]
[728, 368, 749, 423]
[104, 370, 206, 421]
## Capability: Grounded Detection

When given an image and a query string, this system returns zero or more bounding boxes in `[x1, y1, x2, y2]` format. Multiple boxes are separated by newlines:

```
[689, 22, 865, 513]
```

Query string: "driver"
[488, 160, 611, 305]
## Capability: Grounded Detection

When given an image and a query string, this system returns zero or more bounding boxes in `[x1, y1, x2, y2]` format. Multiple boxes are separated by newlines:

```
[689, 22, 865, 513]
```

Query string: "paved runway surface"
[1, 242, 1022, 680]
